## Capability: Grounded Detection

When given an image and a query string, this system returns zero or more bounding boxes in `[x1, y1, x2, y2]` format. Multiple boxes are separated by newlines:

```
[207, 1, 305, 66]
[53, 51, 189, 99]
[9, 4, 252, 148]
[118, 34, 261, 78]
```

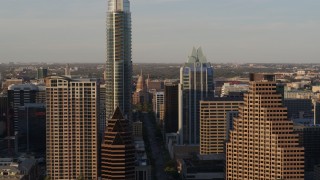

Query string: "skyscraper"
[164, 82, 179, 134]
[178, 47, 214, 145]
[226, 74, 304, 180]
[105, 0, 132, 120]
[46, 76, 98, 179]
[101, 107, 135, 180]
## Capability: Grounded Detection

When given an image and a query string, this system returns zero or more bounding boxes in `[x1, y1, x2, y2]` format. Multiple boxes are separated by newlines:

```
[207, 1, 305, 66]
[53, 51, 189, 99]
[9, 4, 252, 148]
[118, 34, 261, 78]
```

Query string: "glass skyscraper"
[105, 0, 132, 122]
[178, 47, 214, 145]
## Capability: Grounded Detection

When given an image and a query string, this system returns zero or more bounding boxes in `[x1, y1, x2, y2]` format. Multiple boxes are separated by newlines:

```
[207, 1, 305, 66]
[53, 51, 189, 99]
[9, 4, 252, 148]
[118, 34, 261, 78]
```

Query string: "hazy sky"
[1, 0, 320, 64]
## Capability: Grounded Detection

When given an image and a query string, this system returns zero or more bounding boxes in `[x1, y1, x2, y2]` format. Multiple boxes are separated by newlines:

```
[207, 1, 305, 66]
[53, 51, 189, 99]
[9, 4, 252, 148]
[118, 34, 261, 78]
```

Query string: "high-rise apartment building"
[226, 74, 304, 180]
[200, 97, 243, 155]
[46, 76, 98, 179]
[101, 107, 135, 180]
[178, 47, 214, 145]
[105, 0, 132, 120]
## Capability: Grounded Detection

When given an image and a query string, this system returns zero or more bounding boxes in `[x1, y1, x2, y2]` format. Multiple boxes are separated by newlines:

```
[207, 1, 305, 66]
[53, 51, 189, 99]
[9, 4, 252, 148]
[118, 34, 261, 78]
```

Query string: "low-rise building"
[178, 155, 224, 180]
[134, 138, 152, 180]
[0, 158, 40, 180]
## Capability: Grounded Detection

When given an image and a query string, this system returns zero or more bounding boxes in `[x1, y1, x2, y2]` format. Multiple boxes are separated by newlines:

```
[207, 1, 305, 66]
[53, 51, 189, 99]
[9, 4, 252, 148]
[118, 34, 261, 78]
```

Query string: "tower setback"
[101, 107, 135, 180]
[226, 74, 304, 180]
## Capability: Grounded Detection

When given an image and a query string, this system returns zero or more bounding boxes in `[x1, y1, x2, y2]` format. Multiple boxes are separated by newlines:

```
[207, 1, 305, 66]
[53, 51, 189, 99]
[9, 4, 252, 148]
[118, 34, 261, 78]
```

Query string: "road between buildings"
[142, 112, 169, 180]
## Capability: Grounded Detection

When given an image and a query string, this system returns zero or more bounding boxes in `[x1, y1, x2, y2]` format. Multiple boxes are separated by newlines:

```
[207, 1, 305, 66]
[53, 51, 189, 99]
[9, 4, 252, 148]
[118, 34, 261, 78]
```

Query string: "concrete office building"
[200, 97, 243, 155]
[226, 74, 304, 180]
[46, 76, 98, 179]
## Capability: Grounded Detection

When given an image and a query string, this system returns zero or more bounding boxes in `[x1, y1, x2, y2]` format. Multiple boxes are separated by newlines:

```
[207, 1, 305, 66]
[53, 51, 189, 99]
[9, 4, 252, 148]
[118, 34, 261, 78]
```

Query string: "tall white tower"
[105, 0, 132, 122]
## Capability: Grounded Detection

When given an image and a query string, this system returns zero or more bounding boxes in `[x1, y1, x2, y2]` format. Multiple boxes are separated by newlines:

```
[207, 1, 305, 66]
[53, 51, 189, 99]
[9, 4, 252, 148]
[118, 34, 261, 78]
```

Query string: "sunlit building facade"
[46, 76, 98, 179]
[226, 74, 304, 180]
[200, 97, 243, 154]
[105, 0, 132, 120]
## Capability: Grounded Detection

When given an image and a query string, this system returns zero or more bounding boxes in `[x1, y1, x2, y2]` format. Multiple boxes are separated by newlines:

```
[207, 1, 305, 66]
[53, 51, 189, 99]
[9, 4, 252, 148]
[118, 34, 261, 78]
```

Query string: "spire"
[65, 64, 71, 76]
[108, 0, 130, 12]
[188, 47, 207, 63]
[136, 71, 145, 92]
[111, 106, 124, 119]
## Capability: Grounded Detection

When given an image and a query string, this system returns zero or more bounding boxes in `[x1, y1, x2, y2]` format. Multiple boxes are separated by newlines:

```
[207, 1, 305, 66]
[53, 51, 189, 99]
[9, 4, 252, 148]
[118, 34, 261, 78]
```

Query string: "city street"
[142, 112, 169, 180]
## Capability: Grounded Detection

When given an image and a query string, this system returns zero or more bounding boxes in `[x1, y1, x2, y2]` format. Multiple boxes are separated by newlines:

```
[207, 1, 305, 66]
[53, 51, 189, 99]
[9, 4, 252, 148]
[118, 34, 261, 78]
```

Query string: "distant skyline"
[1, 0, 320, 63]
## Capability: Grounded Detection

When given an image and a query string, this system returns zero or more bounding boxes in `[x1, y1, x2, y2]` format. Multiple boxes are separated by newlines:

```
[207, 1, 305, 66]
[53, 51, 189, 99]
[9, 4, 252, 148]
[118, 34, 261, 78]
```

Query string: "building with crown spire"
[105, 0, 132, 120]
[132, 71, 150, 106]
[101, 107, 135, 180]
[178, 47, 214, 145]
